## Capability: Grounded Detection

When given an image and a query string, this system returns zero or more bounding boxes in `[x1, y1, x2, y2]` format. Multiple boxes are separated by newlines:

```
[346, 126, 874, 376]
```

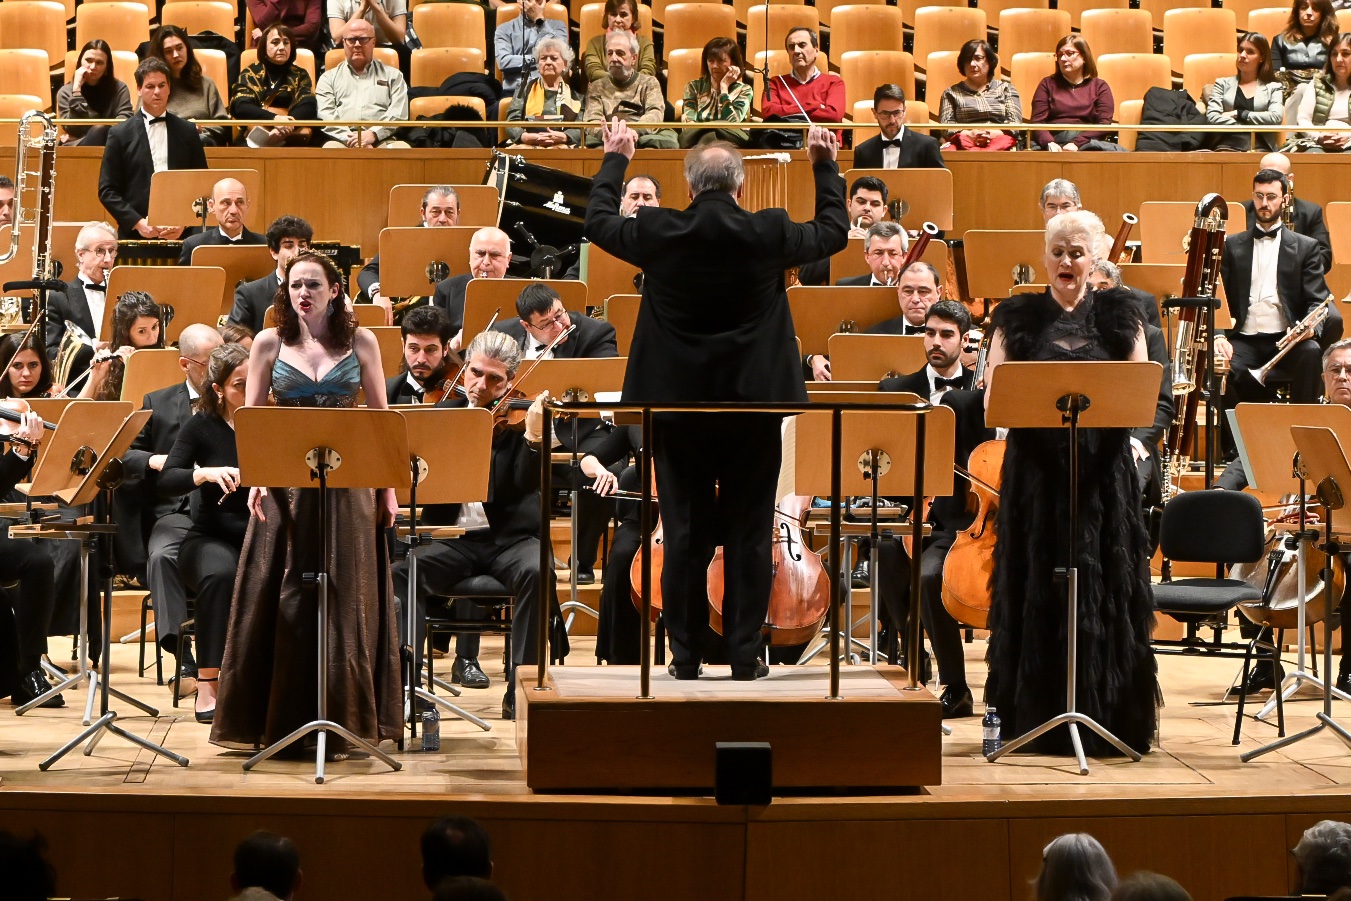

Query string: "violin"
[0, 397, 55, 450]
[940, 439, 1004, 630]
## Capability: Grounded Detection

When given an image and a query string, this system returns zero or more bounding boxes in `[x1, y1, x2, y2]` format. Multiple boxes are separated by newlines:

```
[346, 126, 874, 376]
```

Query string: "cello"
[939, 439, 1004, 630]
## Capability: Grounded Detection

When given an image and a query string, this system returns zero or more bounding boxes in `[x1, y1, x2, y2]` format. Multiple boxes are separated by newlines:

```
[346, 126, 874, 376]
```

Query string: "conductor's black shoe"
[731, 660, 770, 681]
[12, 670, 64, 708]
[575, 570, 596, 585]
[501, 691, 515, 721]
[1239, 661, 1283, 695]
[851, 560, 870, 588]
[939, 684, 975, 719]
[667, 663, 701, 680]
[451, 656, 490, 689]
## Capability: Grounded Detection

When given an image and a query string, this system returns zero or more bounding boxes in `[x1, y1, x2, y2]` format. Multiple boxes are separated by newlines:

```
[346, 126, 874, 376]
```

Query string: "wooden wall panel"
[0, 808, 176, 901]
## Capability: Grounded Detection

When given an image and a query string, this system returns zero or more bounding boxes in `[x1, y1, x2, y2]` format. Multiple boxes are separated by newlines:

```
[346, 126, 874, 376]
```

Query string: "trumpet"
[1250, 295, 1335, 386]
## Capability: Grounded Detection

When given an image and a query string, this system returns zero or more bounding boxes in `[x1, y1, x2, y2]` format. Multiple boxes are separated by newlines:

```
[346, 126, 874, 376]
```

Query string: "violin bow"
[492, 323, 578, 413]
[444, 307, 501, 400]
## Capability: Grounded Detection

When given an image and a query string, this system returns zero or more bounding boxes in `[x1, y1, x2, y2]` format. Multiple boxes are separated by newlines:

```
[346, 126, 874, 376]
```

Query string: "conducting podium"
[984, 359, 1162, 775]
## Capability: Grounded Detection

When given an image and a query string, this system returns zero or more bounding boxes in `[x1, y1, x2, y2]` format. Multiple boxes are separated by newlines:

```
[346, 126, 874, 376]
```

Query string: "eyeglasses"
[343, 36, 373, 45]
[874, 108, 904, 120]
[182, 357, 209, 368]
[529, 310, 569, 331]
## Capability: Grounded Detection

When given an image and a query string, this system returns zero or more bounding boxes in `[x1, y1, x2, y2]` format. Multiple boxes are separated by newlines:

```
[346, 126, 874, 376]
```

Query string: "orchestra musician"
[360, 186, 460, 326]
[584, 121, 848, 680]
[983, 210, 1157, 756]
[392, 330, 553, 719]
[876, 299, 978, 718]
[78, 292, 165, 401]
[796, 176, 896, 286]
[837, 221, 907, 287]
[176, 177, 266, 265]
[46, 221, 119, 378]
[1218, 168, 1339, 412]
[229, 215, 314, 334]
[430, 227, 512, 351]
[1241, 152, 1333, 271]
[0, 175, 13, 228]
[0, 333, 54, 399]
[385, 305, 454, 404]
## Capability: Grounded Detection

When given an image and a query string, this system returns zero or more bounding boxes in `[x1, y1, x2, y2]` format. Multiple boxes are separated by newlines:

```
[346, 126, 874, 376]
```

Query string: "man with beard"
[582, 30, 676, 149]
[385, 305, 455, 404]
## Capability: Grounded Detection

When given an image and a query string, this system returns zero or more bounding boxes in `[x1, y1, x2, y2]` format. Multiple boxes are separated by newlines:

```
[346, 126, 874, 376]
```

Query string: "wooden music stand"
[120, 348, 184, 406]
[961, 231, 1046, 299]
[603, 294, 639, 355]
[103, 265, 226, 343]
[378, 226, 479, 298]
[234, 406, 411, 783]
[47, 222, 84, 288]
[462, 279, 588, 342]
[147, 168, 263, 229]
[806, 380, 880, 393]
[189, 244, 276, 318]
[581, 242, 642, 303]
[828, 334, 927, 382]
[984, 360, 1161, 774]
[1328, 263, 1351, 302]
[1137, 201, 1244, 264]
[368, 325, 404, 379]
[788, 286, 903, 358]
[841, 168, 955, 231]
[388, 184, 500, 228]
[828, 238, 949, 283]
[396, 406, 495, 739]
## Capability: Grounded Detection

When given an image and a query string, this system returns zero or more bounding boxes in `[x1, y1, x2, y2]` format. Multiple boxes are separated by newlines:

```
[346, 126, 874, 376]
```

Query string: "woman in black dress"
[982, 210, 1157, 757]
[159, 343, 251, 723]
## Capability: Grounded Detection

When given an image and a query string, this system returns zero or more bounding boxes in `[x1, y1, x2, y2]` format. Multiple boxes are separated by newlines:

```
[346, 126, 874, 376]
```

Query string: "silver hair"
[684, 141, 745, 196]
[1045, 210, 1107, 260]
[75, 221, 118, 251]
[1039, 178, 1082, 208]
[863, 221, 905, 253]
[1323, 338, 1351, 370]
[1293, 820, 1351, 894]
[535, 34, 574, 66]
[1034, 833, 1117, 901]
[465, 329, 523, 377]
[605, 28, 639, 57]
[1089, 259, 1122, 287]
[421, 185, 460, 206]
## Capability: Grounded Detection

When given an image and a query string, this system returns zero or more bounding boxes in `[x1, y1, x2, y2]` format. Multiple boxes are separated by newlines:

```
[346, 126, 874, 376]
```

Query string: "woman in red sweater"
[1031, 36, 1120, 151]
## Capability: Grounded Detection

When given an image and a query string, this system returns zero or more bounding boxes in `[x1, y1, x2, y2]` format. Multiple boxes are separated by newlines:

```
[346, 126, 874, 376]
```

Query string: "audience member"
[1292, 31, 1351, 152]
[431, 227, 513, 348]
[178, 177, 267, 265]
[1034, 833, 1118, 901]
[1031, 36, 1118, 151]
[1109, 872, 1192, 901]
[495, 0, 567, 96]
[1207, 33, 1284, 152]
[231, 215, 314, 333]
[56, 40, 134, 147]
[0, 832, 57, 901]
[854, 83, 944, 166]
[583, 30, 675, 148]
[939, 40, 1022, 151]
[98, 58, 207, 240]
[420, 815, 493, 889]
[505, 35, 582, 148]
[432, 877, 508, 901]
[149, 25, 229, 147]
[317, 18, 411, 149]
[328, 0, 408, 74]
[231, 831, 303, 901]
[1294, 819, 1351, 895]
[360, 186, 459, 323]
[248, 0, 322, 52]
[761, 27, 845, 140]
[680, 37, 753, 147]
[1273, 0, 1339, 89]
[232, 23, 318, 147]
[581, 0, 655, 83]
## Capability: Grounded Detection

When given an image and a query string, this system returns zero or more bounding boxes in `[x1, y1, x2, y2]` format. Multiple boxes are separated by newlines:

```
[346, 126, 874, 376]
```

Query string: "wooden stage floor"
[4, 633, 1351, 901]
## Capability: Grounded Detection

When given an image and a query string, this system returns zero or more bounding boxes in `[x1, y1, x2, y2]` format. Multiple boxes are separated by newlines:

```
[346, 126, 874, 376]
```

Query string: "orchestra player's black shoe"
[575, 570, 596, 585]
[731, 660, 770, 681]
[501, 690, 515, 721]
[451, 656, 490, 689]
[1239, 661, 1283, 695]
[12, 670, 64, 709]
[851, 560, 870, 588]
[668, 663, 701, 680]
[939, 684, 975, 719]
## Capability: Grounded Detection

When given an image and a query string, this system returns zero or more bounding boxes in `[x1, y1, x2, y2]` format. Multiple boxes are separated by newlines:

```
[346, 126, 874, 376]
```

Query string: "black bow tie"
[880, 139, 902, 148]
[935, 376, 964, 389]
[903, 325, 924, 335]
[408, 386, 424, 400]
[534, 343, 550, 354]
[147, 115, 166, 124]
[84, 282, 105, 292]
[1253, 225, 1281, 240]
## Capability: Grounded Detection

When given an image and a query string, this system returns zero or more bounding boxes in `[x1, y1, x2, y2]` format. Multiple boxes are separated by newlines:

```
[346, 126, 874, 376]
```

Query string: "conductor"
[584, 120, 848, 679]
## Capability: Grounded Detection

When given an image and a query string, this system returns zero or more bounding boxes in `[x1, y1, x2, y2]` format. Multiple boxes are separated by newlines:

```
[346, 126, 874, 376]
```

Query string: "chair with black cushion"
[424, 575, 515, 697]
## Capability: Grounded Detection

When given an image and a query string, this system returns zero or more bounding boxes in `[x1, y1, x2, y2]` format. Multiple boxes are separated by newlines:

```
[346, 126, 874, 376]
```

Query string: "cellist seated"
[876, 300, 984, 719]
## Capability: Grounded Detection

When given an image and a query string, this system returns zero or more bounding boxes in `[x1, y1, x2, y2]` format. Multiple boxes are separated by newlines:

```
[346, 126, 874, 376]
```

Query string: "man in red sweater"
[760, 27, 845, 141]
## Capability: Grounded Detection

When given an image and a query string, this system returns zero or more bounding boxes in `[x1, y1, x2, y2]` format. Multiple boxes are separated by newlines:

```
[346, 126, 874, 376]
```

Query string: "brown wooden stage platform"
[4, 635, 1351, 901]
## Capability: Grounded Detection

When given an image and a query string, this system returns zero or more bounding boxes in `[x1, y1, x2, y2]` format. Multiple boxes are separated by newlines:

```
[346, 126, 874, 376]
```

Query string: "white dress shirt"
[881, 125, 906, 169]
[925, 362, 962, 405]
[142, 108, 168, 173]
[1241, 225, 1286, 335]
[78, 274, 107, 341]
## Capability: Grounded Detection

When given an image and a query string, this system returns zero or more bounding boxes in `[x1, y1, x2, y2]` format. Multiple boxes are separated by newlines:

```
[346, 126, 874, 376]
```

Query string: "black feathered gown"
[985, 289, 1158, 757]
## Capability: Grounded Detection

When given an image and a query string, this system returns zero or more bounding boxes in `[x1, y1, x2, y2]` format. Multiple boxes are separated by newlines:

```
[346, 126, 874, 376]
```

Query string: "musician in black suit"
[430, 227, 512, 350]
[122, 323, 223, 688]
[229, 215, 313, 334]
[875, 300, 975, 717]
[384, 305, 453, 405]
[837, 221, 907, 287]
[867, 261, 942, 336]
[797, 176, 891, 287]
[852, 84, 946, 169]
[359, 186, 460, 326]
[392, 330, 554, 719]
[46, 222, 119, 375]
[1241, 152, 1333, 272]
[97, 58, 208, 241]
[1218, 168, 1337, 410]
[584, 122, 848, 680]
[176, 177, 267, 265]
[493, 283, 619, 582]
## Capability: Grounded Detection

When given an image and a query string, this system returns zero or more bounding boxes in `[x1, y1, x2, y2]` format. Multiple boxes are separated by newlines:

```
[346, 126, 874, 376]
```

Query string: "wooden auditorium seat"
[839, 50, 915, 118]
[74, 2, 151, 53]
[1096, 52, 1174, 119]
[746, 5, 821, 71]
[996, 8, 1070, 72]
[829, 5, 905, 58]
[1162, 7, 1238, 77]
[1078, 9, 1155, 59]
[0, 1, 67, 74]
[912, 7, 986, 77]
[159, 1, 236, 40]
[661, 3, 737, 56]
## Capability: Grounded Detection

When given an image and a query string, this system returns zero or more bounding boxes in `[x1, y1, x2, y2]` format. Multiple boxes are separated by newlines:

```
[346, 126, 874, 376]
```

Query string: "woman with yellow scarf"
[505, 35, 583, 148]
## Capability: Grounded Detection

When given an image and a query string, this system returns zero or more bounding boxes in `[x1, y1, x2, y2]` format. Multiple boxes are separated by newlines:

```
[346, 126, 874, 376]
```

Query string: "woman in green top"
[582, 0, 656, 83]
[679, 37, 753, 147]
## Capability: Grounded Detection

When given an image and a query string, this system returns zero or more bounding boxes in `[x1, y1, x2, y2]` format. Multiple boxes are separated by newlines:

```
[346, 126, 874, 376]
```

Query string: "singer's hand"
[601, 117, 637, 159]
[806, 126, 837, 164]
[248, 486, 269, 522]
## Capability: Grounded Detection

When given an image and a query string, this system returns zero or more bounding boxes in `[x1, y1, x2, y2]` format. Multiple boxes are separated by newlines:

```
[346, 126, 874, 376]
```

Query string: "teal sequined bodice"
[272, 353, 360, 407]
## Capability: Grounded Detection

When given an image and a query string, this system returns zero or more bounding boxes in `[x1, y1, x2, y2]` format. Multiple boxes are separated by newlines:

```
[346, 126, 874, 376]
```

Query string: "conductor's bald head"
[684, 141, 744, 199]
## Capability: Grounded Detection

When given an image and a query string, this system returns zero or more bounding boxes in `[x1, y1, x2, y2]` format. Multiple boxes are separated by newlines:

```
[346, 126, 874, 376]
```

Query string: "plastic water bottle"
[982, 706, 1002, 757]
[421, 706, 441, 752]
